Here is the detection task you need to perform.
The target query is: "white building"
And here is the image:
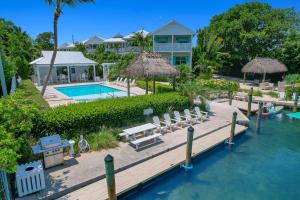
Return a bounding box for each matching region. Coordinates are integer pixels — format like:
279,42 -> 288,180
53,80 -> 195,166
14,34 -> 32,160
104,30 -> 149,55
30,51 -> 97,86
58,35 -> 106,53
152,20 -> 194,66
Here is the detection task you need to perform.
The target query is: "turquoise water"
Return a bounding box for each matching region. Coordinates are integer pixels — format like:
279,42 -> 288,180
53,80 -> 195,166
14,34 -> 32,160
55,84 -> 120,97
125,112 -> 300,200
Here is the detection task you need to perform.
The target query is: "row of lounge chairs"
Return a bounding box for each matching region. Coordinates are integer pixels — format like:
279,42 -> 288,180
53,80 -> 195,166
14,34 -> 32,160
120,107 -> 209,150
113,77 -> 136,87
152,107 -> 209,133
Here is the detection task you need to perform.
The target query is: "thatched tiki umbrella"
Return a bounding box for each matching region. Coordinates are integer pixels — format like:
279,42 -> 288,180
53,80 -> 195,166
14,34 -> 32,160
122,52 -> 179,96
242,58 -> 288,83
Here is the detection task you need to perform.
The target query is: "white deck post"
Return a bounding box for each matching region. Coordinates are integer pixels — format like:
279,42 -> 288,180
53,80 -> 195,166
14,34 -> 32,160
36,65 -> 41,86
67,66 -> 71,83
93,65 -> 96,81
190,35 -> 193,67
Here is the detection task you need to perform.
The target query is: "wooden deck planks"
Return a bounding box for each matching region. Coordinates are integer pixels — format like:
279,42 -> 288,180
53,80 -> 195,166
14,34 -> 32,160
60,124 -> 247,200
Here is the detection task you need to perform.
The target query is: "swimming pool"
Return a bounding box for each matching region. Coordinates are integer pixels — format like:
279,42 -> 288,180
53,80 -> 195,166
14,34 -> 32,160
124,112 -> 300,199
55,84 -> 128,102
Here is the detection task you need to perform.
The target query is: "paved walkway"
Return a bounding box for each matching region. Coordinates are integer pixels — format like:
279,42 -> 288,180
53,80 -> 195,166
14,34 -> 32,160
18,102 -> 248,200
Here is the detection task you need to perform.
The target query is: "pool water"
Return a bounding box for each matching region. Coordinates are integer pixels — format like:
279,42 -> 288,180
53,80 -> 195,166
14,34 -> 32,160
55,84 -> 127,101
125,112 -> 300,200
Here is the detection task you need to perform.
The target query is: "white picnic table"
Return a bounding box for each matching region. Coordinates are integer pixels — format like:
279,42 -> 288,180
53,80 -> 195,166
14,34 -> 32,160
123,123 -> 157,141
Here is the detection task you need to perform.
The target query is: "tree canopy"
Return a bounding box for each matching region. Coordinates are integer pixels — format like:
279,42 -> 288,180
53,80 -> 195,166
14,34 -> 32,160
194,2 -> 300,76
34,32 -> 54,50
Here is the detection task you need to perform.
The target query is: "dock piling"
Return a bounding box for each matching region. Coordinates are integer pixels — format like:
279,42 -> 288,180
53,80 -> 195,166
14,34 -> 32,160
183,126 -> 194,170
229,111 -> 237,144
104,154 -> 117,200
293,92 -> 299,112
247,87 -> 253,118
256,101 -> 263,133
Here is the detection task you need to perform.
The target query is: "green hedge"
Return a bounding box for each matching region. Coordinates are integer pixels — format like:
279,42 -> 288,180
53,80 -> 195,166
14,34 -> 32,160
136,80 -> 174,93
35,93 -> 189,136
19,80 -> 49,110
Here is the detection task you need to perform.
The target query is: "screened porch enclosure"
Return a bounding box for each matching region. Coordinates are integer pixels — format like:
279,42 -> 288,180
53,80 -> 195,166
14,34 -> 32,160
35,65 -> 96,85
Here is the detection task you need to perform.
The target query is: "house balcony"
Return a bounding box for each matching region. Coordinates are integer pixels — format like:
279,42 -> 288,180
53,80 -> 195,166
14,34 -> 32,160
153,43 -> 192,52
105,46 -> 143,54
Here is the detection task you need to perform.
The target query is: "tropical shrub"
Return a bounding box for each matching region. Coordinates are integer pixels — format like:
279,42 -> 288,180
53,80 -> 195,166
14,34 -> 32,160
36,93 -> 189,136
0,91 -> 40,171
136,80 -> 174,93
87,129 -> 119,151
19,80 -> 49,110
198,79 -> 239,92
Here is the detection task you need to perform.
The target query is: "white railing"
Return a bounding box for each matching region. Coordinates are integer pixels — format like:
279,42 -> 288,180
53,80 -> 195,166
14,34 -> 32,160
153,43 -> 192,52
105,47 -> 142,54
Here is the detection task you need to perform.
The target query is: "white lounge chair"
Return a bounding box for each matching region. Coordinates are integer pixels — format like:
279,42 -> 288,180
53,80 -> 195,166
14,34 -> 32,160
173,111 -> 187,127
292,93 -> 299,102
114,77 -> 120,82
278,91 -> 285,101
152,116 -> 167,133
194,107 -> 209,122
80,73 -> 87,82
163,113 -> 177,131
183,109 -> 199,124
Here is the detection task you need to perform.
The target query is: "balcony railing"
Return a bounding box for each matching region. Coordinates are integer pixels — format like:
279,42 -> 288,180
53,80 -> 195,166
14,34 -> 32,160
105,46 -> 143,54
153,43 -> 192,52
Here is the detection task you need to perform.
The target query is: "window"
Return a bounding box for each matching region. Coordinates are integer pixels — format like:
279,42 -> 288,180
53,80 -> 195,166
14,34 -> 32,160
175,37 -> 190,43
174,56 -> 188,65
155,36 -> 170,43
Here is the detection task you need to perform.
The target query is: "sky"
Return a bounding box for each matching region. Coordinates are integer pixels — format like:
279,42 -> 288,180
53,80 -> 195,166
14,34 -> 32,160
0,0 -> 299,45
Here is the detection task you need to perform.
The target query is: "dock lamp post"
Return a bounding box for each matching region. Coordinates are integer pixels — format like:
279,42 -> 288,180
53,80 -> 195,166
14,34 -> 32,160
182,126 -> 194,171
104,154 -> 117,200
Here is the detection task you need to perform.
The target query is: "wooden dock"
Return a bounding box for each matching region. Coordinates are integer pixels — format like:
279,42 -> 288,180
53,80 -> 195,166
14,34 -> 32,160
59,124 -> 248,200
218,99 -> 259,113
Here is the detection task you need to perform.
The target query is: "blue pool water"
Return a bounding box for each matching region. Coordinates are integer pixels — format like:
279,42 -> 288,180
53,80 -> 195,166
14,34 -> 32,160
125,112 -> 300,200
55,84 -> 127,101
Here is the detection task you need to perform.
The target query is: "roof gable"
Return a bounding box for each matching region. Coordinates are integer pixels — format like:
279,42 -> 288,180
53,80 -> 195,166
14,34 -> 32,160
84,35 -> 106,45
152,20 -> 194,35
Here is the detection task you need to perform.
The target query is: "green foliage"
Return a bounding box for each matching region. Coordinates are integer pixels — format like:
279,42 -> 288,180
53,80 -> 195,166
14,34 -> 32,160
279,30 -> 300,74
267,91 -> 278,98
130,29 -> 152,52
0,18 -> 38,79
74,42 -> 87,56
0,91 -> 40,171
176,64 -> 192,84
34,32 -> 54,50
195,2 -> 300,75
87,129 -> 119,151
284,74 -> 300,84
193,28 -> 229,75
0,126 -> 20,173
286,86 -> 300,100
19,80 -> 49,110
36,93 -> 189,137
198,79 -> 239,92
136,80 -> 174,93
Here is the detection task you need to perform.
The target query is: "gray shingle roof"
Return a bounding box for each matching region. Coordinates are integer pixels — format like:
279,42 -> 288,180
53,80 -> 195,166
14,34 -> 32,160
30,51 -> 97,65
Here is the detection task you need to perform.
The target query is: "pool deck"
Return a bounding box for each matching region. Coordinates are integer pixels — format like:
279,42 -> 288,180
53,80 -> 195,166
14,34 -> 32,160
38,82 -> 147,108
18,102 -> 248,200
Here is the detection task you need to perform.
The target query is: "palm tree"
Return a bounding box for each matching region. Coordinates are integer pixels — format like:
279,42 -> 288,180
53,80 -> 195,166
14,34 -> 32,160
41,0 -> 95,95
131,29 -> 151,52
194,28 -> 229,75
